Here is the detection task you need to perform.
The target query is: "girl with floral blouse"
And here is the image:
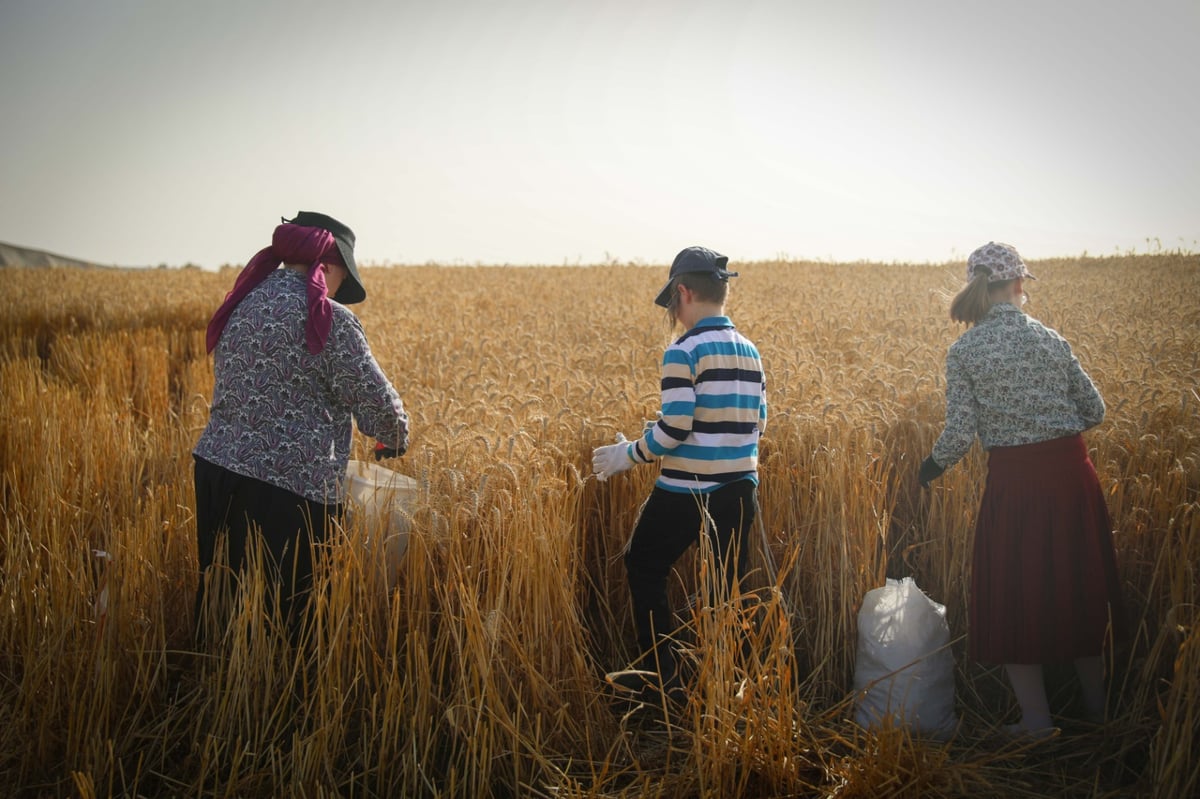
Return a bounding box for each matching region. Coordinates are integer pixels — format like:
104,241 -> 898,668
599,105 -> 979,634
920,242 -> 1123,737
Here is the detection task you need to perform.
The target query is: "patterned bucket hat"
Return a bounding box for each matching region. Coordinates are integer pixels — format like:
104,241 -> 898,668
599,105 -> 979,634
966,241 -> 1036,283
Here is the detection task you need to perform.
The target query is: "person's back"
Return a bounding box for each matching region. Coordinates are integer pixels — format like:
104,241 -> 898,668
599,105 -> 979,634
654,316 -> 765,492
943,302 -> 1104,454
197,268 -> 359,503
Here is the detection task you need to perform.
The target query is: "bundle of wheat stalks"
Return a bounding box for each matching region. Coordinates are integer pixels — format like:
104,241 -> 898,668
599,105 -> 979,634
0,254 -> 1196,797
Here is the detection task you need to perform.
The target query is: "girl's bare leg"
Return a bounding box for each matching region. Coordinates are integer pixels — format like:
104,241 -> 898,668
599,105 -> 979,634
1004,663 -> 1054,733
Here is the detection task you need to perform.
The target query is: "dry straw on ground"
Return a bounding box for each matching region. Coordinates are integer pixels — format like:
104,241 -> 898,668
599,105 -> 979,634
0,254 -> 1197,797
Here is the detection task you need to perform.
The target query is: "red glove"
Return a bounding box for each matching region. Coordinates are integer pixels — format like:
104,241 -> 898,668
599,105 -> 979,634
374,441 -> 406,460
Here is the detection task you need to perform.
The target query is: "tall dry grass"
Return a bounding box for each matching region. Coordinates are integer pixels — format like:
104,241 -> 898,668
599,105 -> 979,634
0,254 -> 1197,797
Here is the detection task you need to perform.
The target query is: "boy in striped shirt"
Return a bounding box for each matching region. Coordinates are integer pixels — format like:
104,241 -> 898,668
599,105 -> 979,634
593,246 -> 767,699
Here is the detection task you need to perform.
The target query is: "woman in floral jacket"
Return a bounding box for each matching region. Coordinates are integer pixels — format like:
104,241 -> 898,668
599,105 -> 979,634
919,242 -> 1123,737
193,211 -> 409,641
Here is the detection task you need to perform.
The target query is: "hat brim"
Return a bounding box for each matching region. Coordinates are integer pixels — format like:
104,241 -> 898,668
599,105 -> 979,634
653,278 -> 675,308
653,265 -> 738,307
972,267 -> 1038,284
287,211 -> 365,305
331,238 -> 365,304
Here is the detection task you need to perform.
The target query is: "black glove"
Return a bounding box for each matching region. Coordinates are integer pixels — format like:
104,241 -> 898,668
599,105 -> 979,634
918,456 -> 944,488
374,442 -> 407,461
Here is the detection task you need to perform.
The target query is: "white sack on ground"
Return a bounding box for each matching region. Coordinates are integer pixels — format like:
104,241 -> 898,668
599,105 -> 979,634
852,577 -> 958,740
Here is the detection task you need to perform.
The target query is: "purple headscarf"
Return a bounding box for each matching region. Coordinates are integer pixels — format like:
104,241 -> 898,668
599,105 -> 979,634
206,223 -> 338,355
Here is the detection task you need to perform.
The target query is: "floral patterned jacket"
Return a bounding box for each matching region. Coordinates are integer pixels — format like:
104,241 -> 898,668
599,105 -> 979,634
194,269 -> 408,503
931,302 -> 1104,470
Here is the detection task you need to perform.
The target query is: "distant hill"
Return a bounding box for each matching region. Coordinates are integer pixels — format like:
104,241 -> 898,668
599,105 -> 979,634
0,241 -> 112,269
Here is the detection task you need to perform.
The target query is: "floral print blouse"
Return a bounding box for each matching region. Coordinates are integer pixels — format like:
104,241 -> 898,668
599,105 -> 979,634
194,269 -> 408,504
931,302 -> 1104,469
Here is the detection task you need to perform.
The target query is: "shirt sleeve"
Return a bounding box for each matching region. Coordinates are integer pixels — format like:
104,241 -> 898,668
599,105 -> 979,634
326,312 -> 409,452
1064,342 -> 1105,430
758,369 -> 768,435
633,345 -> 694,462
931,345 -> 978,469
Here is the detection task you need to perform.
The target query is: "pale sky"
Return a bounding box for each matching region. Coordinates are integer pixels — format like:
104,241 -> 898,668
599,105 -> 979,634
1,0 -> 1197,268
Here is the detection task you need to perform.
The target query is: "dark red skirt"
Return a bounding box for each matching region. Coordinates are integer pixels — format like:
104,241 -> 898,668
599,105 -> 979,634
969,434 -> 1124,664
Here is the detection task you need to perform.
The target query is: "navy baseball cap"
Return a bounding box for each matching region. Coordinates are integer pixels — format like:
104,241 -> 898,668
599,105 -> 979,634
653,246 -> 738,307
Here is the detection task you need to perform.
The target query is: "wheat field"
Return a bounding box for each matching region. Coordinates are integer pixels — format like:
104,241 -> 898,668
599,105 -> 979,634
0,253 -> 1197,798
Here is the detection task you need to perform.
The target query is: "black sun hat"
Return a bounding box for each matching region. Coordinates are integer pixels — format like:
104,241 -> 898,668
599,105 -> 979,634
284,211 -> 365,304
653,246 -> 739,307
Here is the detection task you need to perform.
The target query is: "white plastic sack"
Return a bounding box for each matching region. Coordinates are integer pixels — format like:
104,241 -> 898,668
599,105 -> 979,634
343,460 -> 417,589
851,577 -> 957,740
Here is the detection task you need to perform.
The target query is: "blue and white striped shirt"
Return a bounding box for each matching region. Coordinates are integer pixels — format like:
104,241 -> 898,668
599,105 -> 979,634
631,316 -> 767,493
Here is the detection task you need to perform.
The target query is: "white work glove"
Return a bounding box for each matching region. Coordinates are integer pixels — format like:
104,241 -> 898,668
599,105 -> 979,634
592,433 -> 637,482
